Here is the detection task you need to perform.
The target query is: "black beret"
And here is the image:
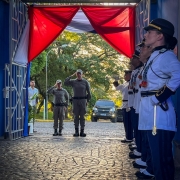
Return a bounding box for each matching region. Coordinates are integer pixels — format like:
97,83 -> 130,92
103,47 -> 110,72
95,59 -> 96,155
144,18 -> 174,37
144,18 -> 177,50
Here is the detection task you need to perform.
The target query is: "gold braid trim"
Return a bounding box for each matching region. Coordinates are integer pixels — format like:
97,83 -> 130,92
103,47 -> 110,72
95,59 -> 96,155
149,24 -> 162,31
156,86 -> 168,97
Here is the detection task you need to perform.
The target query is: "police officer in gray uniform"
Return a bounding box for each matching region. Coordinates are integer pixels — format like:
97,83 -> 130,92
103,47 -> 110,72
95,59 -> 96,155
64,69 -> 91,137
47,80 -> 69,136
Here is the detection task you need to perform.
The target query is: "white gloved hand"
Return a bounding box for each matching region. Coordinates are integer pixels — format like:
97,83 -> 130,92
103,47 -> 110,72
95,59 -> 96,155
126,107 -> 131,112
151,95 -> 159,106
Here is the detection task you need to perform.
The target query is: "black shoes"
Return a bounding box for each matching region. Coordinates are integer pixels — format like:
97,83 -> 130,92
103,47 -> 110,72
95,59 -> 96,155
58,130 -> 62,136
135,170 -> 155,179
53,129 -> 58,136
129,145 -> 137,151
73,128 -> 79,137
133,162 -> 147,169
73,128 -> 86,137
121,138 -> 133,143
53,129 -> 62,136
129,151 -> 141,159
80,129 -> 86,137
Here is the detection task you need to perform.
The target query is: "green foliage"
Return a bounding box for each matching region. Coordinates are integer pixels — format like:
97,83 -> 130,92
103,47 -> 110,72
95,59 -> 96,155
30,31 -> 130,114
30,51 -> 46,77
28,104 -> 36,123
35,111 -> 54,120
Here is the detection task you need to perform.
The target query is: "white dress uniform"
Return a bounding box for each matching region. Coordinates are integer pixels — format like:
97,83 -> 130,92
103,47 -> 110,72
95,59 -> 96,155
116,81 -> 133,141
139,49 -> 180,131
128,88 -> 134,108
116,81 -> 129,109
133,66 -> 143,114
129,66 -> 143,156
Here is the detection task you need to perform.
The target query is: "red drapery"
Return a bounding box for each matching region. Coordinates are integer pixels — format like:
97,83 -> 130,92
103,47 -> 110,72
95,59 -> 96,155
81,6 -> 135,58
28,6 -> 135,62
28,6 -> 80,61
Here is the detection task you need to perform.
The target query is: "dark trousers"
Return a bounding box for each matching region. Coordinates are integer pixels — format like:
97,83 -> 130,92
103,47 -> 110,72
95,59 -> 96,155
131,108 -> 142,152
141,130 -> 147,162
143,131 -> 154,175
147,130 -> 175,180
122,108 -> 133,140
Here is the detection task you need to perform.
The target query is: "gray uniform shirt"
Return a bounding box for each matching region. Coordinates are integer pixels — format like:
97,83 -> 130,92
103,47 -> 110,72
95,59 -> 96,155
64,77 -> 91,102
47,87 -> 69,105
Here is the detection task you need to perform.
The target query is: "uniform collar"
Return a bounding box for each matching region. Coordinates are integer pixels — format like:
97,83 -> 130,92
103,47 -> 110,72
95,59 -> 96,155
152,45 -> 167,52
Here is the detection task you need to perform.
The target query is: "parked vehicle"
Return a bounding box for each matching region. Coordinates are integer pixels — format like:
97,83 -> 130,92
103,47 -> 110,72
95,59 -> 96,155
116,108 -> 123,122
91,99 -> 117,123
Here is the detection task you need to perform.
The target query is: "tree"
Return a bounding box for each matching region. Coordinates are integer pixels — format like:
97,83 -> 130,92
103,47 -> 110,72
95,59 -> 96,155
30,31 -> 130,114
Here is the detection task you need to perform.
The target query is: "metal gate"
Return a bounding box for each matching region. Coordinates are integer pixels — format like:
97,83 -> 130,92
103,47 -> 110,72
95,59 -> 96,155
4,0 -> 28,140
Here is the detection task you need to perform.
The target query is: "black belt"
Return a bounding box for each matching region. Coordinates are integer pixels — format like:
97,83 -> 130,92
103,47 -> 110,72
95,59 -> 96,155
122,100 -> 128,102
141,91 -> 169,111
128,91 -> 134,95
54,103 -> 66,106
73,97 -> 87,99
141,91 -> 158,97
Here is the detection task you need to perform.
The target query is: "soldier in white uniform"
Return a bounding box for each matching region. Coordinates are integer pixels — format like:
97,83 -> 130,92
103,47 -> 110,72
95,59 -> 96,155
113,70 -> 133,143
128,51 -> 143,159
133,41 -> 155,176
137,18 -> 180,180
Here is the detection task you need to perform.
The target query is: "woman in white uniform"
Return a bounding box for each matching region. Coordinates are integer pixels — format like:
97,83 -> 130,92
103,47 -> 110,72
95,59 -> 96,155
137,18 -> 180,180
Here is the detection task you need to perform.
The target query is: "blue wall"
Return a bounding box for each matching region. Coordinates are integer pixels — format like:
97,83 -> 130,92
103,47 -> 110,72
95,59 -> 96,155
150,0 -> 180,143
0,1 -> 9,137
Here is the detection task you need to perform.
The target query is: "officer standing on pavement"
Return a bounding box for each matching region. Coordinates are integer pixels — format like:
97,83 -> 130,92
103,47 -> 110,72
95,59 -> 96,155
28,80 -> 39,132
64,69 -> 91,137
128,50 -> 143,159
113,70 -> 133,143
47,80 -> 69,136
137,18 -> 180,180
133,41 -> 155,177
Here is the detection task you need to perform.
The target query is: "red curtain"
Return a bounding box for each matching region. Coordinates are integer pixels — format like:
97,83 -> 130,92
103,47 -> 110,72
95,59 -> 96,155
82,6 -> 135,58
28,6 -> 135,61
28,6 -> 80,62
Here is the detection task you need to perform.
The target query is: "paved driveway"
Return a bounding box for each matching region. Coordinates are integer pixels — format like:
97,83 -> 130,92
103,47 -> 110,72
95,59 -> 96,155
0,120 -> 179,180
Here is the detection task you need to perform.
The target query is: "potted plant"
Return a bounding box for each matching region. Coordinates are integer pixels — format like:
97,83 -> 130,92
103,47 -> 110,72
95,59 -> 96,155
28,103 -> 34,135
28,93 -> 38,134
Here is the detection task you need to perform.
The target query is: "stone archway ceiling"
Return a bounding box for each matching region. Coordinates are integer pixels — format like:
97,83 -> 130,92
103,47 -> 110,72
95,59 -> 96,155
21,0 -> 141,3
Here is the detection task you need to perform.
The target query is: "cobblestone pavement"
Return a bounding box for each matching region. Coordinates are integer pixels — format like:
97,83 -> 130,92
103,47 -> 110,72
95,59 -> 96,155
0,120 -> 179,180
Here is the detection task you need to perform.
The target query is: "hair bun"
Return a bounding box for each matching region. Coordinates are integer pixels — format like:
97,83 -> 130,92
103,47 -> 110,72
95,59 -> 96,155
168,37 -> 177,50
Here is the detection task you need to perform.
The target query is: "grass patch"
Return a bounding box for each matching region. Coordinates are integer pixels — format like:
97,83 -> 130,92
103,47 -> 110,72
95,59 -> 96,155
36,111 -> 53,120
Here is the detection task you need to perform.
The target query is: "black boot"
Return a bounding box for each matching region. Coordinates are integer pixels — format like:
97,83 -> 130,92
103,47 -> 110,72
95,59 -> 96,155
59,129 -> 62,136
53,129 -> 58,136
80,129 -> 86,137
73,128 -> 79,137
